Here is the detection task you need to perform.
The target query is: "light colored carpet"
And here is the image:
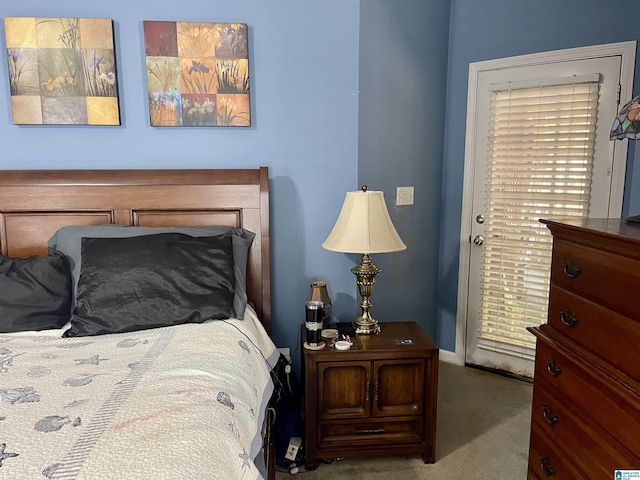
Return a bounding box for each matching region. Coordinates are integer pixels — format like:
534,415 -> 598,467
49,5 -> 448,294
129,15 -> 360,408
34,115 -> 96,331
276,361 -> 533,479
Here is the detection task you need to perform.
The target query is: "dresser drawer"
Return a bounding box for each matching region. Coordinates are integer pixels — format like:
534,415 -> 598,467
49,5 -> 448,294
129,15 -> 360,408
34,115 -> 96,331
527,466 -> 542,480
532,376 -> 639,477
551,238 -> 640,321
528,421 -> 587,480
548,286 -> 640,382
318,418 -> 422,448
533,329 -> 640,453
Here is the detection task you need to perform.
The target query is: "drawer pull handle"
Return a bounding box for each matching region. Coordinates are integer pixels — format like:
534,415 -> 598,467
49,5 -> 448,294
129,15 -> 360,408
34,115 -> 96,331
355,428 -> 386,434
539,456 -> 556,476
560,310 -> 579,328
562,262 -> 582,279
546,359 -> 562,377
542,405 -> 559,425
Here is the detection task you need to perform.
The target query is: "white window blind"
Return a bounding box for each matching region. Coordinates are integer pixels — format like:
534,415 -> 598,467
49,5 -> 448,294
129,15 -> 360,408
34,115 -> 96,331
478,79 -> 600,358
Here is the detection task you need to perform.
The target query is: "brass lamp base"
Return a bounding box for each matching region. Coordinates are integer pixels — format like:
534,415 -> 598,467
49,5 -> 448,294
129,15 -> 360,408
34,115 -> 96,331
353,315 -> 381,335
351,253 -> 382,335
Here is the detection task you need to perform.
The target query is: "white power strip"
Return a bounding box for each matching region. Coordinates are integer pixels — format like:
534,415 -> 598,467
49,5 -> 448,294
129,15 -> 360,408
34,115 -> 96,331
285,436 -> 302,461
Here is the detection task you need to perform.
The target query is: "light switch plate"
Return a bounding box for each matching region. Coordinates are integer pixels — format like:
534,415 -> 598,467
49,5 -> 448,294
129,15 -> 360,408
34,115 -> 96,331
396,186 -> 414,206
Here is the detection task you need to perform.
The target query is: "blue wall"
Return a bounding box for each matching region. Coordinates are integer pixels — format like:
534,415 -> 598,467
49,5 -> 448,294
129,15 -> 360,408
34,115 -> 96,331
0,0 -> 361,358
438,0 -> 640,351
3,0 -> 640,360
358,1 -> 450,340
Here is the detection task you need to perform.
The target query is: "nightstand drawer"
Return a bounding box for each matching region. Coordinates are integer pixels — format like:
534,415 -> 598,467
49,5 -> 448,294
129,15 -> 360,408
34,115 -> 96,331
319,418 -> 423,447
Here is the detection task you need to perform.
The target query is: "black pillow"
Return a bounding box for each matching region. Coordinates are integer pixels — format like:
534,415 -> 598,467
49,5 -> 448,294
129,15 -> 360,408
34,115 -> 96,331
64,233 -> 236,337
0,252 -> 72,333
48,225 -> 254,319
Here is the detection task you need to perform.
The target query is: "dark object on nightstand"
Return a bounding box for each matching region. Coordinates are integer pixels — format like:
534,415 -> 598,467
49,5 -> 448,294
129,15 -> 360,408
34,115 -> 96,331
335,321 -> 356,337
306,281 -> 332,328
302,321 -> 439,470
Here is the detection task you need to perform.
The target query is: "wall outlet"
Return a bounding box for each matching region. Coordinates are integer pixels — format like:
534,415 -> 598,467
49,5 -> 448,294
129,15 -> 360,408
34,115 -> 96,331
396,186 -> 414,206
277,347 -> 291,362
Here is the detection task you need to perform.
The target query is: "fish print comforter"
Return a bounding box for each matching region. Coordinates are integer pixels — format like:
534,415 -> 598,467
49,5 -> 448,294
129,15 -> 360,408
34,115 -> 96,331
0,308 -> 278,480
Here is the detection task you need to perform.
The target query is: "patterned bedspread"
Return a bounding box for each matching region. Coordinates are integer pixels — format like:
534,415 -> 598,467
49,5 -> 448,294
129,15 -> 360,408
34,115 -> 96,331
0,307 -> 278,480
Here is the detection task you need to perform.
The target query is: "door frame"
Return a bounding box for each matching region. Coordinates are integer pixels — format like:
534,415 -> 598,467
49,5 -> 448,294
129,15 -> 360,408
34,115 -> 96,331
449,41 -> 636,366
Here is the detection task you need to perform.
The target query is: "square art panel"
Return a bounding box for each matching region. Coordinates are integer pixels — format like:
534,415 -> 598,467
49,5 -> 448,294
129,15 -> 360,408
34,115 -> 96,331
143,21 -> 250,127
4,17 -> 120,125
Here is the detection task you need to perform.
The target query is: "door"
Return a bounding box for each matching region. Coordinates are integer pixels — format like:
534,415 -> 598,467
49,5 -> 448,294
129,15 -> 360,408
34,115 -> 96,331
373,359 -> 424,417
459,44 -> 635,377
318,361 -> 370,419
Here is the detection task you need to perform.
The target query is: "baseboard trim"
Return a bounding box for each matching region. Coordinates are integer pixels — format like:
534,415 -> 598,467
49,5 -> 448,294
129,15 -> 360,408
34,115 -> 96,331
438,349 -> 463,366
465,362 -> 533,383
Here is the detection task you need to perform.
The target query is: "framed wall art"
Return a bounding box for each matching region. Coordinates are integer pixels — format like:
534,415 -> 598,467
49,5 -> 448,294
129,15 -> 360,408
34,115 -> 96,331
4,17 -> 120,125
143,21 -> 250,127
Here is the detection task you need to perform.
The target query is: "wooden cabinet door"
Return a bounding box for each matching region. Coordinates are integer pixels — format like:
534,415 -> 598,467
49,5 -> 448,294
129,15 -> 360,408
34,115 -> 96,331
373,359 -> 425,417
318,361 -> 371,420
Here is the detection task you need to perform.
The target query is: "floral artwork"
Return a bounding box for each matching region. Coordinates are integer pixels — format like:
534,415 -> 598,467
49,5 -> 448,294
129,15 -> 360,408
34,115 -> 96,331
3,17 -> 120,125
143,21 -> 250,127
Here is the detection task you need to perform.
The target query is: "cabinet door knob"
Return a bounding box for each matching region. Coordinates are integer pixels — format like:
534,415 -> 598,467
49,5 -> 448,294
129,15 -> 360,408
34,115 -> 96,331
560,309 -> 579,328
542,405 -> 559,425
562,261 -> 582,279
539,456 -> 556,476
365,380 -> 370,402
546,359 -> 562,377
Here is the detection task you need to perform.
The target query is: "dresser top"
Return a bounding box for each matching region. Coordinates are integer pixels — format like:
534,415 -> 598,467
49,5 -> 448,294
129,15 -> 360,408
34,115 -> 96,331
542,218 -> 640,239
541,218 -> 640,257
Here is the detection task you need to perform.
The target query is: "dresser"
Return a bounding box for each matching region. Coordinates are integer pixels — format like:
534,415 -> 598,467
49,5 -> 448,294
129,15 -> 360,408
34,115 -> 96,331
302,322 -> 438,470
527,218 -> 640,479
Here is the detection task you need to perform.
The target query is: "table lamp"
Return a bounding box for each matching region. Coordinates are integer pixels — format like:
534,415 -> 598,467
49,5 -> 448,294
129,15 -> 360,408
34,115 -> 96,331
322,185 -> 406,334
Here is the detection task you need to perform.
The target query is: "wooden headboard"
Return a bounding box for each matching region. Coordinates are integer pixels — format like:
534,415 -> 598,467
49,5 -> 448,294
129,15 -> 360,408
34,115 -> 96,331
0,167 -> 271,334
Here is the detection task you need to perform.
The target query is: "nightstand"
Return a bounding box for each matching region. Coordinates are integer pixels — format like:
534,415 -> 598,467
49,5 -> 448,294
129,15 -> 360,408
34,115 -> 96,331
302,321 -> 439,470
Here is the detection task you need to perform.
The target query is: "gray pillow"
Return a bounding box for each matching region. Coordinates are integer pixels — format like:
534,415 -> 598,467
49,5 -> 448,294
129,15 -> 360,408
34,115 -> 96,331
48,225 -> 254,319
65,233 -> 235,337
0,251 -> 72,332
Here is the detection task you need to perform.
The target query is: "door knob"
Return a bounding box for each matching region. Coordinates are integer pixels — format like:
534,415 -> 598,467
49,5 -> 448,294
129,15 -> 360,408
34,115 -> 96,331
473,235 -> 485,245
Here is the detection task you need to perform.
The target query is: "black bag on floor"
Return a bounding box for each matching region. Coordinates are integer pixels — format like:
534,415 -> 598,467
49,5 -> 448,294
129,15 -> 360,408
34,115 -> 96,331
269,354 -> 304,469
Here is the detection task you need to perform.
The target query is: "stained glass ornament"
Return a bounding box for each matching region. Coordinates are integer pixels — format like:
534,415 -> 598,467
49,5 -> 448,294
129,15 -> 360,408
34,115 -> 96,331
611,95 -> 640,140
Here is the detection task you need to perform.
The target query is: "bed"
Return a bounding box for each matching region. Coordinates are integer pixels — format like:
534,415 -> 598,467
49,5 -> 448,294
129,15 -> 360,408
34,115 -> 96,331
0,167 -> 277,480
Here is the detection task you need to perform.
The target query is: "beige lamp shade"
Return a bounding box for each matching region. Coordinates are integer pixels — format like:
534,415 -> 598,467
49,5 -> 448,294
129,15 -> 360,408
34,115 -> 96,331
322,188 -> 406,254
